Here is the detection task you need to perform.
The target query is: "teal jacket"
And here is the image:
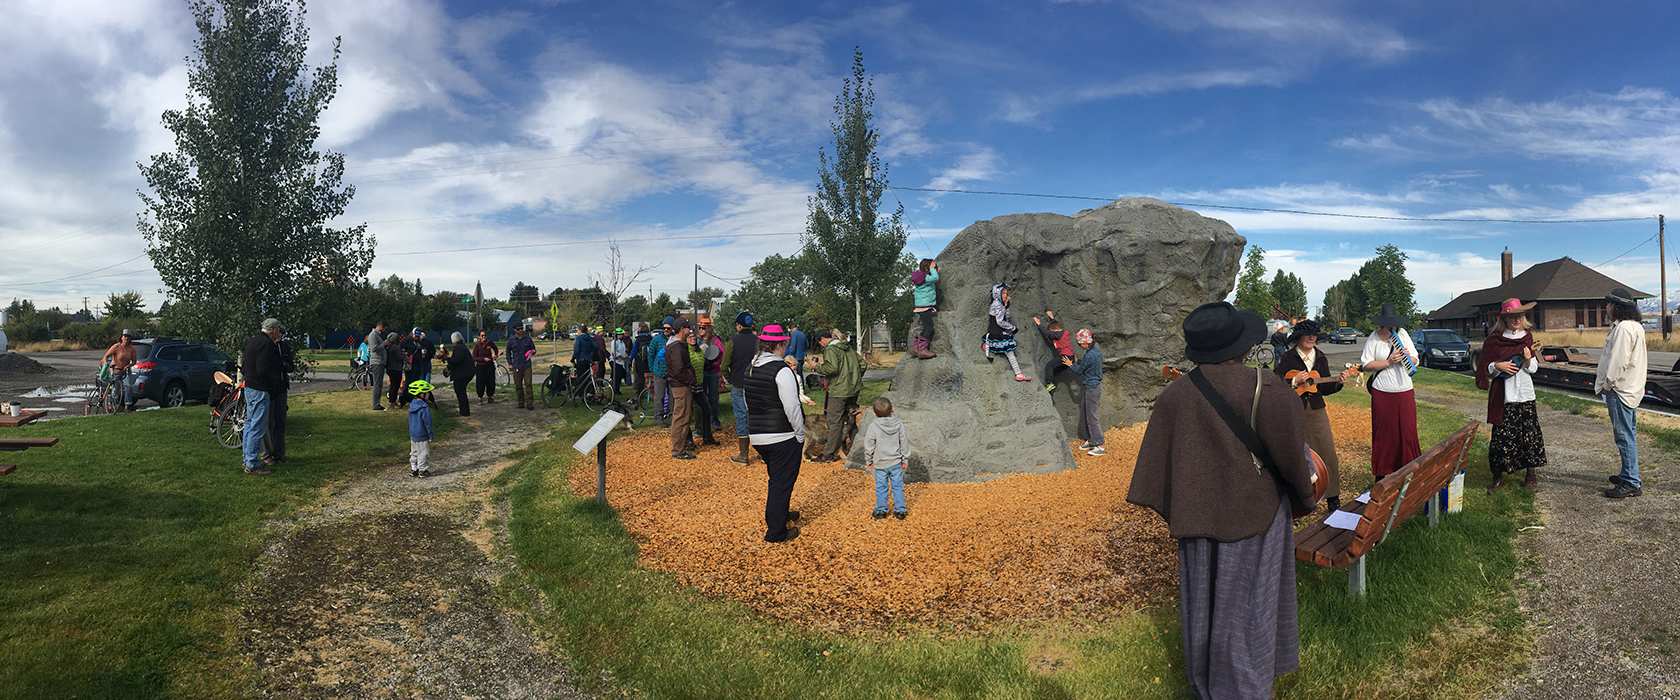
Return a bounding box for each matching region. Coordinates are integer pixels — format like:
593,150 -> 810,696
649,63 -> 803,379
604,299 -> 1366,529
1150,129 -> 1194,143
912,269 -> 939,308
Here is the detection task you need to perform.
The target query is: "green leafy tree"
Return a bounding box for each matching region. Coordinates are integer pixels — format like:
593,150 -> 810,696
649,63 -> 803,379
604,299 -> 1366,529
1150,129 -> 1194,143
651,293 -> 676,320
1319,284 -> 1349,327
509,281 -> 541,319
719,253 -> 834,330
1269,271 -> 1308,320
614,294 -> 650,329
102,291 -> 147,318
1233,245 -> 1276,317
136,0 -> 373,349
1358,244 -> 1417,324
687,287 -> 726,317
803,48 -> 908,351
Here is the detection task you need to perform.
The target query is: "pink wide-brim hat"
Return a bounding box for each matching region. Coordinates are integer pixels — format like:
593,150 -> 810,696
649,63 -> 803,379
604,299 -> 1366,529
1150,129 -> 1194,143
1500,298 -> 1535,315
758,323 -> 790,343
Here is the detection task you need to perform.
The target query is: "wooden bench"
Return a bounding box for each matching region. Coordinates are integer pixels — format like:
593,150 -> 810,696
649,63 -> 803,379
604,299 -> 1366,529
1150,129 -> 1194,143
0,411 -> 55,476
1295,421 -> 1479,596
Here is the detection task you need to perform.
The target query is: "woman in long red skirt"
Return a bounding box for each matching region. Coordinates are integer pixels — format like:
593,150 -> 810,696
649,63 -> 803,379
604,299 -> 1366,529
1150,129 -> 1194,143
1359,304 -> 1422,477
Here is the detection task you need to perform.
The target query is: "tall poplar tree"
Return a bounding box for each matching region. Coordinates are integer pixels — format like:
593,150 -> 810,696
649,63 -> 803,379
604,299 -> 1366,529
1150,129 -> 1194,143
137,0 -> 372,348
1233,245 -> 1276,317
804,48 -> 909,351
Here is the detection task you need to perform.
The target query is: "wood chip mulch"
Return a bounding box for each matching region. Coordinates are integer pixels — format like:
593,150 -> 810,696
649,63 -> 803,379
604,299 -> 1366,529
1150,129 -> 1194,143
570,404 -> 1374,632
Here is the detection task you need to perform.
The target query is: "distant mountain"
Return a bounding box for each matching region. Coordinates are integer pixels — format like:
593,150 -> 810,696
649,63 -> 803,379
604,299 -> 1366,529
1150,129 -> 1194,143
1638,298 -> 1680,314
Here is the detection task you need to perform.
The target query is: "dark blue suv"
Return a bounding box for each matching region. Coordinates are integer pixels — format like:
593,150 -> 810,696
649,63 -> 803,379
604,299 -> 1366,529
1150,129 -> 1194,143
1411,329 -> 1472,371
130,338 -> 237,408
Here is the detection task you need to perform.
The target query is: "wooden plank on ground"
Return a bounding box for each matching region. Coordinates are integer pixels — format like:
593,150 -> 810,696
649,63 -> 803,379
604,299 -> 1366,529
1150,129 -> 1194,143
0,437 -> 59,450
0,410 -> 45,428
0,464 -> 15,476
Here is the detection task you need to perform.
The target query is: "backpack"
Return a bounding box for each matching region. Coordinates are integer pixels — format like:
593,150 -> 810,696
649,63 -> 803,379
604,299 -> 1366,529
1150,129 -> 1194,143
648,334 -> 668,377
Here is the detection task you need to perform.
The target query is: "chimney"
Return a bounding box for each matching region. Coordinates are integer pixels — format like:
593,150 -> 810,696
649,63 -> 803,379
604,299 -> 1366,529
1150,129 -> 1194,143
1500,247 -> 1513,286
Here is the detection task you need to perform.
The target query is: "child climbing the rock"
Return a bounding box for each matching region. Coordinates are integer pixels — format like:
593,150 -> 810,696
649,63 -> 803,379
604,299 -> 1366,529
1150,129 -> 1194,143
407,379 -> 434,478
862,396 -> 910,519
984,283 -> 1030,382
1033,309 -> 1074,393
910,258 -> 939,359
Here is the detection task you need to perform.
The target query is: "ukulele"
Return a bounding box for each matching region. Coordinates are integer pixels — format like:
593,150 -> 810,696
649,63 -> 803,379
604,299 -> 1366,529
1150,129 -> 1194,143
1283,366 -> 1361,397
1160,363 -> 1330,517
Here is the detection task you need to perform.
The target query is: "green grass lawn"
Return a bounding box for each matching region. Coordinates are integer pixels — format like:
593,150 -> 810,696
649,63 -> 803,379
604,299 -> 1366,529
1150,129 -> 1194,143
501,380 -> 1535,698
0,390 -> 457,698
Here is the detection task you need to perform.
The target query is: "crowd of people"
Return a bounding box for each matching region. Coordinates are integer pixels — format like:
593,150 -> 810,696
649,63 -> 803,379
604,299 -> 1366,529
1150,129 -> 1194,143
1126,287 -> 1651,697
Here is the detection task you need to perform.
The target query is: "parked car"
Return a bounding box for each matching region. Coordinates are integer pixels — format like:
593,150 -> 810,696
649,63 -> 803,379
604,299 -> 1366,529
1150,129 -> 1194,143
1411,329 -> 1472,371
129,337 -> 238,408
1329,327 -> 1360,344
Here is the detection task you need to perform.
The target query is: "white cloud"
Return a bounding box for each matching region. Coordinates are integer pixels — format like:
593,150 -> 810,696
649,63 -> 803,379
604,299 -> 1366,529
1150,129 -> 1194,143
921,147 -> 1002,209
1130,1 -> 1413,63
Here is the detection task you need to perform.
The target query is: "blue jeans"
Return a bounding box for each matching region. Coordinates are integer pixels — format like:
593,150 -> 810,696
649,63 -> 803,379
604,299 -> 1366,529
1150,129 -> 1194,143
1604,393 -> 1641,488
730,387 -> 750,436
874,463 -> 907,515
242,387 -> 271,471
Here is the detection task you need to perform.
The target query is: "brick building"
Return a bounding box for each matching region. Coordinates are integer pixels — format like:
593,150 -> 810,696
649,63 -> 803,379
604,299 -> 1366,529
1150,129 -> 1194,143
1426,249 -> 1650,337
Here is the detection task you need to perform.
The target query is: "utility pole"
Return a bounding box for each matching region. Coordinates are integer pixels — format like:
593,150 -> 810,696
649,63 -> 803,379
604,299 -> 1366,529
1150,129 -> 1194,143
693,264 -> 699,317
1661,214 -> 1669,339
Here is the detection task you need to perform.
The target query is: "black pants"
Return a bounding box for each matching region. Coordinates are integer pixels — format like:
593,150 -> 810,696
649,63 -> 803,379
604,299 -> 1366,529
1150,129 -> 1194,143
917,308 -> 937,340
1045,354 -> 1073,384
453,375 -> 471,416
695,376 -> 716,442
386,368 -> 405,406
475,363 -> 496,398
755,438 -> 803,541
264,387 -> 288,460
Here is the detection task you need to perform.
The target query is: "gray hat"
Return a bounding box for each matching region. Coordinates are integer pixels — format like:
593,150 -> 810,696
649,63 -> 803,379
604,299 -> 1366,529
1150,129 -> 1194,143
261,318 -> 283,332
120,328 -> 133,337
385,332 -> 399,341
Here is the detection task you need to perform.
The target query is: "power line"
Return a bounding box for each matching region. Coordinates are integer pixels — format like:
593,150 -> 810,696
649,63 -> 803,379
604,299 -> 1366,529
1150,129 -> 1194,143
1596,231 -> 1659,267
889,186 -> 1654,224
7,253 -> 150,287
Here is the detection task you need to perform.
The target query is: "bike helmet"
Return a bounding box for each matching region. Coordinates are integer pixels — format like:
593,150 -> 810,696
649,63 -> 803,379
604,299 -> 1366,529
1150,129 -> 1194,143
735,311 -> 754,328
613,327 -> 624,335
407,379 -> 434,395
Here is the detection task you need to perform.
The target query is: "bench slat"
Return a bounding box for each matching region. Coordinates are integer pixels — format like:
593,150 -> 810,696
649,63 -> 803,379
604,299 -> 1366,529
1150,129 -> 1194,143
0,437 -> 58,448
0,464 -> 15,476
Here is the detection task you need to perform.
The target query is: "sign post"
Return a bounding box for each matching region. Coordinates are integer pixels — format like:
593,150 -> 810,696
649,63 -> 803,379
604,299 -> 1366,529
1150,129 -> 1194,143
573,410 -> 626,506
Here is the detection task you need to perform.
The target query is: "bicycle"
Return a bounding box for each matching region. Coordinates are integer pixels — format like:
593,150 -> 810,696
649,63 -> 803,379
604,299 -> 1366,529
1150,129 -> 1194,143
83,372 -> 120,416
208,371 -> 247,449
540,364 -> 610,411
629,381 -> 659,427
347,358 -> 374,389
1244,343 -> 1275,369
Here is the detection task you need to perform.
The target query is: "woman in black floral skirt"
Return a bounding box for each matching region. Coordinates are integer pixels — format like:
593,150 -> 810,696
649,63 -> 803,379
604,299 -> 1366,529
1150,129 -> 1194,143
1475,298 -> 1548,492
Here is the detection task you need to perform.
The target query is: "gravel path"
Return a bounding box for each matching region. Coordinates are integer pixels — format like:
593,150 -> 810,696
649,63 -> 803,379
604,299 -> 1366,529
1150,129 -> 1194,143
1412,389 -> 1680,699
240,397 -> 589,699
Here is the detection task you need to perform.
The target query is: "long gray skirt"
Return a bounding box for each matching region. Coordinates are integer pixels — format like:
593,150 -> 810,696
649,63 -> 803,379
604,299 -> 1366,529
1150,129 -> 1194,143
1177,498 -> 1299,700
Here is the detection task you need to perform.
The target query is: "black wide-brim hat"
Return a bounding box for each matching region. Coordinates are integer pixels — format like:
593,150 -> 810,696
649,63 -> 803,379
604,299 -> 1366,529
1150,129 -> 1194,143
1287,319 -> 1322,345
1374,303 -> 1406,328
1184,301 -> 1268,363
1606,287 -> 1638,308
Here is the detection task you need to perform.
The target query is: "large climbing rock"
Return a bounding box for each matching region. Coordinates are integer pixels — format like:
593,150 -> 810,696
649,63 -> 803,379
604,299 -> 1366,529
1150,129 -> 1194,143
848,198 -> 1245,482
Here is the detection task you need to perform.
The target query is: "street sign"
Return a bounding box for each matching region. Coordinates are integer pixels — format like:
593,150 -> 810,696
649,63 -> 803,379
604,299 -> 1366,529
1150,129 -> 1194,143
459,295 -> 472,304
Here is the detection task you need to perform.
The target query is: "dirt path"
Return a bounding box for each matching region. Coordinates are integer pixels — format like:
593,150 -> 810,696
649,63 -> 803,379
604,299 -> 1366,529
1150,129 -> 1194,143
1412,389 -> 1680,698
240,396 -> 588,699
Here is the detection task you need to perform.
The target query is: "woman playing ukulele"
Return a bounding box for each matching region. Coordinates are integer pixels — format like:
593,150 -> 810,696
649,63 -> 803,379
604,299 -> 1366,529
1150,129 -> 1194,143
1274,320 -> 1357,511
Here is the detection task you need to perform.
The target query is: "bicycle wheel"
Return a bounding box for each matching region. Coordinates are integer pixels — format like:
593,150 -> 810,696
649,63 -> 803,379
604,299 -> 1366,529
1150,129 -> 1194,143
215,397 -> 246,449
632,389 -> 654,426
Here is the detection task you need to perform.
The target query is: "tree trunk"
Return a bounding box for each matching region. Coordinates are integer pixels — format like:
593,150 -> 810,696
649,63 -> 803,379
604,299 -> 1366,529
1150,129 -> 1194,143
854,292 -> 864,357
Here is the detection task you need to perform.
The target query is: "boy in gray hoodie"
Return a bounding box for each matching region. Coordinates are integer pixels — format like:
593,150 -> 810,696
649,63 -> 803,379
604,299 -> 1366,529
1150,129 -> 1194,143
862,397 -> 910,519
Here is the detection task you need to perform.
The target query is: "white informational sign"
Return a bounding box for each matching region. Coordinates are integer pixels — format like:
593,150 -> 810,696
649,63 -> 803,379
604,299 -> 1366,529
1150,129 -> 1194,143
1354,491 -> 1372,504
573,410 -> 626,454
1324,510 -> 1363,531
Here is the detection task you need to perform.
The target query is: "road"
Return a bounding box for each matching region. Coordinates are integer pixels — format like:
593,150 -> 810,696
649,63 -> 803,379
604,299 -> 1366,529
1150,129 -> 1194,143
0,350 -> 350,419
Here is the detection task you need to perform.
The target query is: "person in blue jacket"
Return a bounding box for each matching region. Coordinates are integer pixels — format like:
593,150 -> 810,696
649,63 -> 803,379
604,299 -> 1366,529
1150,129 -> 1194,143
1062,328 -> 1106,456
786,323 -> 810,376
408,379 -> 435,478
571,324 -> 598,385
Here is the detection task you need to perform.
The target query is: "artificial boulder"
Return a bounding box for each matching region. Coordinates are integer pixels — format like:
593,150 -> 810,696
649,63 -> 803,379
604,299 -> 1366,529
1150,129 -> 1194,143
848,198 -> 1245,482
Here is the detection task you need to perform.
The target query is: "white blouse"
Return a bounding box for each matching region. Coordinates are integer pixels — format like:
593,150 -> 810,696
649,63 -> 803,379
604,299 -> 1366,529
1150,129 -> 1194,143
1485,331 -> 1538,403
1360,329 -> 1417,393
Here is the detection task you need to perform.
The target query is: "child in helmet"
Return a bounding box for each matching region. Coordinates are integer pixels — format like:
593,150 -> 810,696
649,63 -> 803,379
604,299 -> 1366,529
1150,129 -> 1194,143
408,379 -> 435,478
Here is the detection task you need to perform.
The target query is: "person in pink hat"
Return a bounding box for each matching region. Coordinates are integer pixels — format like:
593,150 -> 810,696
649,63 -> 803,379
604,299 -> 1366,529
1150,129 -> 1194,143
1475,298 -> 1546,493
741,323 -> 806,542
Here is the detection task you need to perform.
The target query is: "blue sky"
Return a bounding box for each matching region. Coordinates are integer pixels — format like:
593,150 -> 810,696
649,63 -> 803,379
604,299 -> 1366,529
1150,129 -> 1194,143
5,0 -> 1680,316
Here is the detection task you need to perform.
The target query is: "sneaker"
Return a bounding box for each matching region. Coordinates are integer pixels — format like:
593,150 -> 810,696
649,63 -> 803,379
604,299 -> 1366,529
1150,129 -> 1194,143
1604,484 -> 1643,499
1077,441 -> 1092,451
674,451 -> 697,460
894,511 -> 907,520
244,466 -> 272,476
765,526 -> 800,543
1086,446 -> 1106,456
373,405 -> 385,411
1015,374 -> 1030,382
418,471 -> 430,478
1609,474 -> 1628,486
1045,383 -> 1057,393
410,469 -> 420,478
872,511 -> 887,520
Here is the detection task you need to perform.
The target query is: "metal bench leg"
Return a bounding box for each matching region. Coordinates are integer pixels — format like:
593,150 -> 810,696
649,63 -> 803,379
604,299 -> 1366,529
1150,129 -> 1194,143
1427,491 -> 1440,527
1348,556 -> 1367,597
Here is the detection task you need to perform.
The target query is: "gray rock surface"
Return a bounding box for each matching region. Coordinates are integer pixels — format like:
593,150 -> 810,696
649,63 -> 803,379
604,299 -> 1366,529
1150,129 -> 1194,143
850,198 -> 1244,481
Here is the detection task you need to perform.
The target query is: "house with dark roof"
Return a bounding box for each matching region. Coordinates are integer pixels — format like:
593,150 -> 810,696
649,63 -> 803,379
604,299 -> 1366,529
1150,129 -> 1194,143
1426,249 -> 1651,337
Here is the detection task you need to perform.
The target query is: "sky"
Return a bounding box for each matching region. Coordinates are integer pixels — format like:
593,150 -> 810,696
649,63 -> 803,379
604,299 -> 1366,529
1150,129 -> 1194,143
5,0 -> 1680,318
